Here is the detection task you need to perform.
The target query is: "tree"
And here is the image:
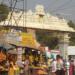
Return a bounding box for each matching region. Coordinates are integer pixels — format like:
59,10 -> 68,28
0,4 -> 9,22
68,20 -> 75,29
68,20 -> 75,45
36,30 -> 59,49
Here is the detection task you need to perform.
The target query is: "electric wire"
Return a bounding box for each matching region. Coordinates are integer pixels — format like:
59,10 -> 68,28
25,0 -> 27,28
8,0 -> 18,26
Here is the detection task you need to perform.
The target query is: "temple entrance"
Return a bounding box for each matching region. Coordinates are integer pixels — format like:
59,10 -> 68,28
0,4 -> 75,59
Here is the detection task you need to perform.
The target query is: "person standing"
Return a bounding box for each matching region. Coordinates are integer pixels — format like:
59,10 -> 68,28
56,55 -> 65,75
51,55 -> 65,75
51,59 -> 57,75
24,55 -> 30,75
8,61 -> 14,75
14,63 -> 20,75
69,60 -> 74,75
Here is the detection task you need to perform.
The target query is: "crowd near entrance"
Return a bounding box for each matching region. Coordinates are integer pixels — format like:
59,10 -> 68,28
0,25 -> 75,75
0,42 -> 75,75
0,4 -> 75,74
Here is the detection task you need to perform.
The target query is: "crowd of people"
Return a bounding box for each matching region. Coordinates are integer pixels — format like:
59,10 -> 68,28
50,55 -> 75,75
0,48 -> 75,75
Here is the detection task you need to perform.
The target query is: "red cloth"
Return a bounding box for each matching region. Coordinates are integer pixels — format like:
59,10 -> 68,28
69,64 -> 74,75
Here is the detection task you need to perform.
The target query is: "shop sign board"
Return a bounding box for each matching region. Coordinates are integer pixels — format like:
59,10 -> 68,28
20,33 -> 36,47
6,32 -> 36,48
6,32 -> 21,44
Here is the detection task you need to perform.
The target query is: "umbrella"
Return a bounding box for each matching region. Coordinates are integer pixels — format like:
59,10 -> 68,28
7,50 -> 17,54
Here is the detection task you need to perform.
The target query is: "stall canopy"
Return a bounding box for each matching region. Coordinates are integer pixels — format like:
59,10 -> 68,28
6,32 -> 40,49
7,50 -> 17,54
0,42 -> 14,50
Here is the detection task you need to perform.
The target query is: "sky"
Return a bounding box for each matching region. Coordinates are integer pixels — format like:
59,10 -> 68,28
0,0 -> 75,23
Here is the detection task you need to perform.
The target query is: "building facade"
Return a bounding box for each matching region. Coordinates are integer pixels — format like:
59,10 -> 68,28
0,5 -> 75,59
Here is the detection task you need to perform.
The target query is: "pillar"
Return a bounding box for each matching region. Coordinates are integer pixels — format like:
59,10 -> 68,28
58,33 -> 70,60
17,47 -> 23,61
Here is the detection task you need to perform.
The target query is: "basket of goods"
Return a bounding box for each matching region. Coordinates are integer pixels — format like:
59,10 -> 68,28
37,69 -> 47,75
0,51 -> 6,63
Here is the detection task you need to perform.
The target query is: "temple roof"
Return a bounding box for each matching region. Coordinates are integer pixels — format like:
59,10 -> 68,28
0,5 -> 75,32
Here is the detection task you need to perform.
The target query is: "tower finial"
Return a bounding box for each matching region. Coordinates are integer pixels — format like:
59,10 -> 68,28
35,5 -> 45,16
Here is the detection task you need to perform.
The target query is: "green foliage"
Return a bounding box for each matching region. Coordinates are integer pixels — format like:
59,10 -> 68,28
0,4 -> 9,22
68,20 -> 75,29
36,30 -> 58,49
69,34 -> 75,45
68,20 -> 75,45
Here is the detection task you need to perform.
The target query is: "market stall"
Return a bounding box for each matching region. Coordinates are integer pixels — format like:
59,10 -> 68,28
0,47 -> 8,75
7,49 -> 17,63
4,31 -> 48,75
0,41 -> 15,75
